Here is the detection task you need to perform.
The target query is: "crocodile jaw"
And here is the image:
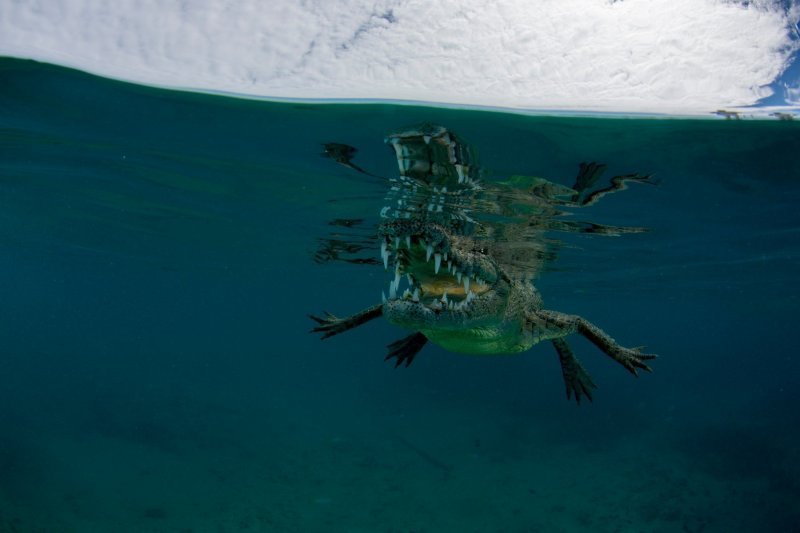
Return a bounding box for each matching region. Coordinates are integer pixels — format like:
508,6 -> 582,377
378,223 -> 507,329
383,285 -> 507,332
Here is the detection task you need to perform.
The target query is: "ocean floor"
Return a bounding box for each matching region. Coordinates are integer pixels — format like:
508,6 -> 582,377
2,369 -> 798,533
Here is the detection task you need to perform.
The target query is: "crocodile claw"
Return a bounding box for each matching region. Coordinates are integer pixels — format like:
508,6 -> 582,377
385,332 -> 428,368
309,304 -> 384,340
552,338 -> 596,405
309,312 -> 348,340
615,346 -> 658,376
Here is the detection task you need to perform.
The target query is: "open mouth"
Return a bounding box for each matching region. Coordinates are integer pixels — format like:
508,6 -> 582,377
380,232 -> 496,313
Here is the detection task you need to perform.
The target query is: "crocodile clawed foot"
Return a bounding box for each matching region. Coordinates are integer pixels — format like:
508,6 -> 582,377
614,346 -> 657,376
552,338 -> 596,405
385,332 -> 428,368
567,368 -> 596,404
309,304 -> 384,340
309,312 -> 350,340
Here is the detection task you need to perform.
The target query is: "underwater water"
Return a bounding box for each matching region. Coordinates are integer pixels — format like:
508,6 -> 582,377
1,56 -> 800,532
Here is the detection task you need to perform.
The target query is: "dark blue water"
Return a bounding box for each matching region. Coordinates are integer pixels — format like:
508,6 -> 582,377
1,58 -> 799,532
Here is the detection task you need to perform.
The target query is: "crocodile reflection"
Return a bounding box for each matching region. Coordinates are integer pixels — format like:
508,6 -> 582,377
311,124 -> 656,404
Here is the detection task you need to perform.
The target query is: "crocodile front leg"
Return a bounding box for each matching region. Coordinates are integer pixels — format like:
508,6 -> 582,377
551,338 -> 596,404
532,309 -> 657,375
568,162 -> 654,206
309,304 -> 383,339
579,173 -> 654,207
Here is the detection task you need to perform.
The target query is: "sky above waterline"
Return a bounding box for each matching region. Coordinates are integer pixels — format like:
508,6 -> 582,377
1,0 -> 798,115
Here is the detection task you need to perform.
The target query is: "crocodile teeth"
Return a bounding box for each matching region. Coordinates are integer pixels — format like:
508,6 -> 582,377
441,291 -> 448,304
403,288 -> 412,299
463,276 -> 470,292
382,291 -> 387,303
456,271 -> 462,283
389,282 -> 397,300
443,252 -> 448,261
412,288 -> 420,302
426,244 -> 433,262
423,135 -> 431,144
406,273 -> 413,286
434,253 -> 442,274
381,241 -> 389,270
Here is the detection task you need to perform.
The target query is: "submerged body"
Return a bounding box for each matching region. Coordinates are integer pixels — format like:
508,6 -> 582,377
311,124 -> 656,403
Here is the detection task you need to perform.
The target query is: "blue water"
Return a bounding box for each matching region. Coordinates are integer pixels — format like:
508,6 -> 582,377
1,57 -> 800,532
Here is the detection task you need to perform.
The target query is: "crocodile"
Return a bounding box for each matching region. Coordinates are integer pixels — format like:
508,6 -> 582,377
311,124 -> 656,404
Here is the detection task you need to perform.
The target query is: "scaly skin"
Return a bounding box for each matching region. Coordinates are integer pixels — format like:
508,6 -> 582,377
311,124 -> 656,404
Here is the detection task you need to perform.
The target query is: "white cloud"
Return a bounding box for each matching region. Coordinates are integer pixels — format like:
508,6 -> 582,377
0,0 -> 797,114
786,83 -> 800,103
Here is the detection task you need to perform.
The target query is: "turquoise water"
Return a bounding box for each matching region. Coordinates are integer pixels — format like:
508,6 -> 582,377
1,57 -> 800,532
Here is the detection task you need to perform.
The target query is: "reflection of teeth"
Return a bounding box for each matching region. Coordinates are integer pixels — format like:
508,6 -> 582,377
456,164 -> 465,183
434,253 -> 442,274
405,236 -> 411,249
443,252 -> 448,261
395,237 -> 400,249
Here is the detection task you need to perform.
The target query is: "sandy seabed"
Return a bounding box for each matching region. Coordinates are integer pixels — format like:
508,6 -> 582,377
2,391 -> 797,533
